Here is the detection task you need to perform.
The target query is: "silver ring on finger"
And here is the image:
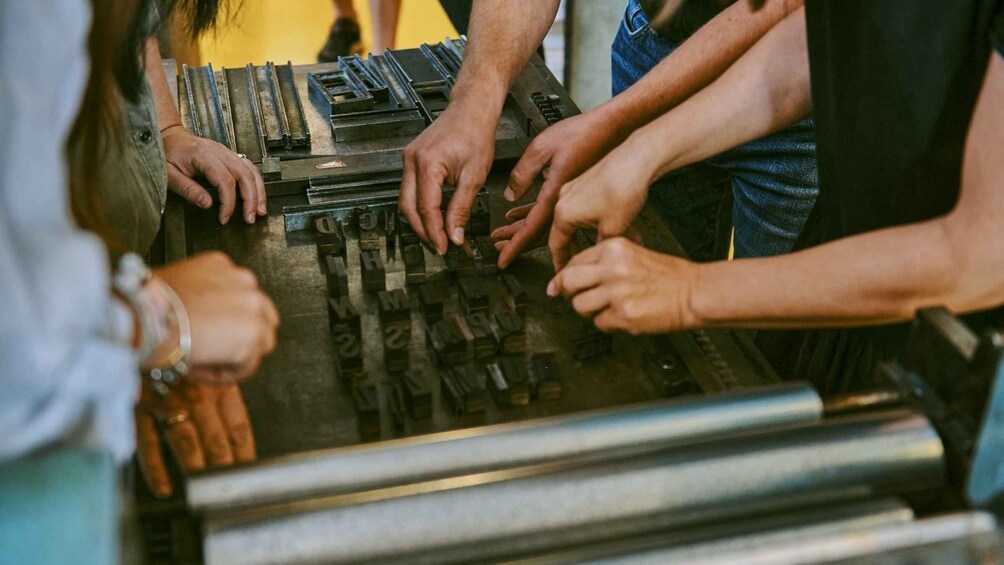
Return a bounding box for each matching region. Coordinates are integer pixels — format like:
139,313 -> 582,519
236,153 -> 248,160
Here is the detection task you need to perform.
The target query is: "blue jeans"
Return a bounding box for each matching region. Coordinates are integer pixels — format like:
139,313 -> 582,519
611,0 -> 818,261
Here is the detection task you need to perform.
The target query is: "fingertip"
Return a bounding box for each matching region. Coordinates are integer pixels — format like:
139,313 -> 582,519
154,483 -> 173,499
497,254 -> 512,270
451,227 -> 464,246
546,278 -> 558,297
199,195 -> 212,209
504,186 -> 516,201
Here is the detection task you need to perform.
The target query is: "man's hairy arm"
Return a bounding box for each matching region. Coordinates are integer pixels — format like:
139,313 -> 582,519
398,0 -> 559,254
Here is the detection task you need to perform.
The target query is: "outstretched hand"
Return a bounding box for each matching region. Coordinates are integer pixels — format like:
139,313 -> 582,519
547,237 -> 699,334
491,112 -> 628,268
398,105 -> 497,254
162,125 -> 267,225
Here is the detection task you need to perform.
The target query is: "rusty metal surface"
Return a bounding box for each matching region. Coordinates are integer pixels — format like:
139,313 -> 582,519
181,183 -> 670,458
168,53 -> 781,464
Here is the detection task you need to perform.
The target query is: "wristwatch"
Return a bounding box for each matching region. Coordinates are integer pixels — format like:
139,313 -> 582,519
113,253 -> 192,394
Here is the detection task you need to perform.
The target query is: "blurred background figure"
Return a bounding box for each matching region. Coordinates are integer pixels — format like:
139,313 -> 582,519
318,0 -> 362,61
370,0 -> 402,53
196,1 -> 467,68
318,0 -> 403,61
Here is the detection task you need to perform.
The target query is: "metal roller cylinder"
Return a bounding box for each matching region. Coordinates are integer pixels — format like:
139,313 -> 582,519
203,410 -> 944,565
607,512 -> 997,565
516,498 -> 914,564
189,383 -> 822,513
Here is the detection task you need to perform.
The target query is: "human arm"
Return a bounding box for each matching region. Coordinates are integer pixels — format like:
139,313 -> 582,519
398,0 -> 560,254
493,0 -> 805,268
548,6 -> 812,270
548,51 -> 1004,334
144,38 -> 266,225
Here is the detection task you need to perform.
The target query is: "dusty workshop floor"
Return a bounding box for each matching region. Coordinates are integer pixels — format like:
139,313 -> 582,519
199,0 -> 458,67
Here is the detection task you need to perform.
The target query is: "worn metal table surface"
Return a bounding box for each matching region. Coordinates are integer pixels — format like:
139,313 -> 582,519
163,55 -> 779,462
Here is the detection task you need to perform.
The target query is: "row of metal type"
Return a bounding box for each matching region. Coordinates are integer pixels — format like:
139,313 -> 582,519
184,382 -> 1001,564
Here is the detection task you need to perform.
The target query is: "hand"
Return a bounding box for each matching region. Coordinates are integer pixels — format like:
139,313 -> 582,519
548,144 -> 656,272
490,203 -> 547,261
491,112 -> 627,268
162,125 -> 267,225
398,105 -> 497,254
546,237 -> 699,334
154,252 -> 279,383
135,377 -> 256,498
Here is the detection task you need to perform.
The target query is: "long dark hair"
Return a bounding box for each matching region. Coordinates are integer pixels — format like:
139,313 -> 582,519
66,0 -> 228,248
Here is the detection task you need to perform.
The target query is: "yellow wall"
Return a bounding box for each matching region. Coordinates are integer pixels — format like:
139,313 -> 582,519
200,0 -> 458,67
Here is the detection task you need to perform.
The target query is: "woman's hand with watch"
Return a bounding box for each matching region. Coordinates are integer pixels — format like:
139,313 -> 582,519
152,251 -> 280,383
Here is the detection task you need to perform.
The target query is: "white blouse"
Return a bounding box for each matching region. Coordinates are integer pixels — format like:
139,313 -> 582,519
0,0 -> 140,462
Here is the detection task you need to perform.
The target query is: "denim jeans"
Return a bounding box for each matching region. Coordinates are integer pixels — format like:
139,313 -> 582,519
611,0 -> 818,261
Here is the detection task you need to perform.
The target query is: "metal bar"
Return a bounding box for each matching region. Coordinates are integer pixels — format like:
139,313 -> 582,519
608,512 -> 997,565
188,63 -> 232,149
328,107 -> 425,142
243,63 -> 268,154
222,66 -> 266,163
419,43 -> 460,85
202,411 -> 943,565
181,64 -> 202,138
275,61 -> 311,148
189,384 -> 822,514
253,63 -> 288,148
264,62 -> 292,147
369,54 -> 417,109
513,498 -> 914,564
215,67 -> 238,152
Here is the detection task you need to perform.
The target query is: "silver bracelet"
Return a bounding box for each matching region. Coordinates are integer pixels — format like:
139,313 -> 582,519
112,253 -> 160,361
145,280 -> 192,394
112,253 -> 193,395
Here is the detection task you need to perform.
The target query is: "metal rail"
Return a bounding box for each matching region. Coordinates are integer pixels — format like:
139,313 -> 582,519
221,66 -> 266,163
188,384 -> 822,513
275,61 -> 311,148
202,410 -> 943,565
182,63 -> 232,149
608,511 -> 997,565
514,498 -> 914,564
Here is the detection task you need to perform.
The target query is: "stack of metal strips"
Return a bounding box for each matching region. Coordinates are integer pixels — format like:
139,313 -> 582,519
181,61 -> 310,165
188,383 -> 980,564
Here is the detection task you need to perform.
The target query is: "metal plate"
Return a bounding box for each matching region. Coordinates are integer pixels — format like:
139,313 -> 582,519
167,54 -> 780,461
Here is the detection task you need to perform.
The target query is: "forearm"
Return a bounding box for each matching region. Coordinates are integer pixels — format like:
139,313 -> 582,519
596,0 -> 804,138
691,50 -> 1004,330
450,0 -> 559,117
144,37 -> 183,133
691,214 -> 1003,329
624,7 -> 810,183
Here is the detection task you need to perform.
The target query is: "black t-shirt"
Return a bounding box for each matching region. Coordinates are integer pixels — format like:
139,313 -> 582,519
761,0 -> 1004,393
